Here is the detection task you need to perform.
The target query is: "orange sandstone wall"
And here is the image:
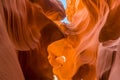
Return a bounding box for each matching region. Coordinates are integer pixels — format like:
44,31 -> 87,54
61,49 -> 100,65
0,0 -> 120,80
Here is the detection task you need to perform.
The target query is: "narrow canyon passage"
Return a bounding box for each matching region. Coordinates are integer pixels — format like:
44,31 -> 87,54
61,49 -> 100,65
0,0 -> 120,80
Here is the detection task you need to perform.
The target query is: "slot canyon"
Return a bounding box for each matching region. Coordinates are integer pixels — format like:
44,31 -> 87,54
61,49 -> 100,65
0,0 -> 120,80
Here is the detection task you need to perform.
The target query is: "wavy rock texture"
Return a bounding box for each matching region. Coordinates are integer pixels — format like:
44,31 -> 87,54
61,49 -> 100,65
97,0 -> 120,80
29,0 -> 66,21
0,0 -> 65,80
0,0 -> 120,80
0,1 -> 24,79
48,0 -> 120,80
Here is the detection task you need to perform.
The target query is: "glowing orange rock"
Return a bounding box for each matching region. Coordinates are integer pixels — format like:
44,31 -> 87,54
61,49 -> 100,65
48,0 -> 120,80
48,39 -> 76,80
47,0 -> 100,79
1,0 -> 120,80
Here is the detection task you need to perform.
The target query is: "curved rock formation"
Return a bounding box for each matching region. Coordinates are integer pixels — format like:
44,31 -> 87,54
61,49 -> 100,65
97,0 -> 120,80
47,0 -> 120,80
0,1 -> 24,79
0,0 -> 120,80
0,0 -> 65,80
29,0 -> 66,21
18,23 -> 64,80
48,0 -> 100,79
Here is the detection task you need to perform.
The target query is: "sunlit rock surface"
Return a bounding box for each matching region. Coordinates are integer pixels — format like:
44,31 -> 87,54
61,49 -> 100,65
0,0 -> 120,80
48,0 -> 120,80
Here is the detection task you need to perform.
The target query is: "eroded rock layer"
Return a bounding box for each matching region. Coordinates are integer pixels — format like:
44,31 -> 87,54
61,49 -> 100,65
0,0 -> 120,80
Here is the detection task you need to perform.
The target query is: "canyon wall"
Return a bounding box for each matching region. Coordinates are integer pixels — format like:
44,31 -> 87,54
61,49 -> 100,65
0,0 -> 120,80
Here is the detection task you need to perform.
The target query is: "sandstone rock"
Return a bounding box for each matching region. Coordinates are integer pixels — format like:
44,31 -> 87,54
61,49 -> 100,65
1,0 -> 120,80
